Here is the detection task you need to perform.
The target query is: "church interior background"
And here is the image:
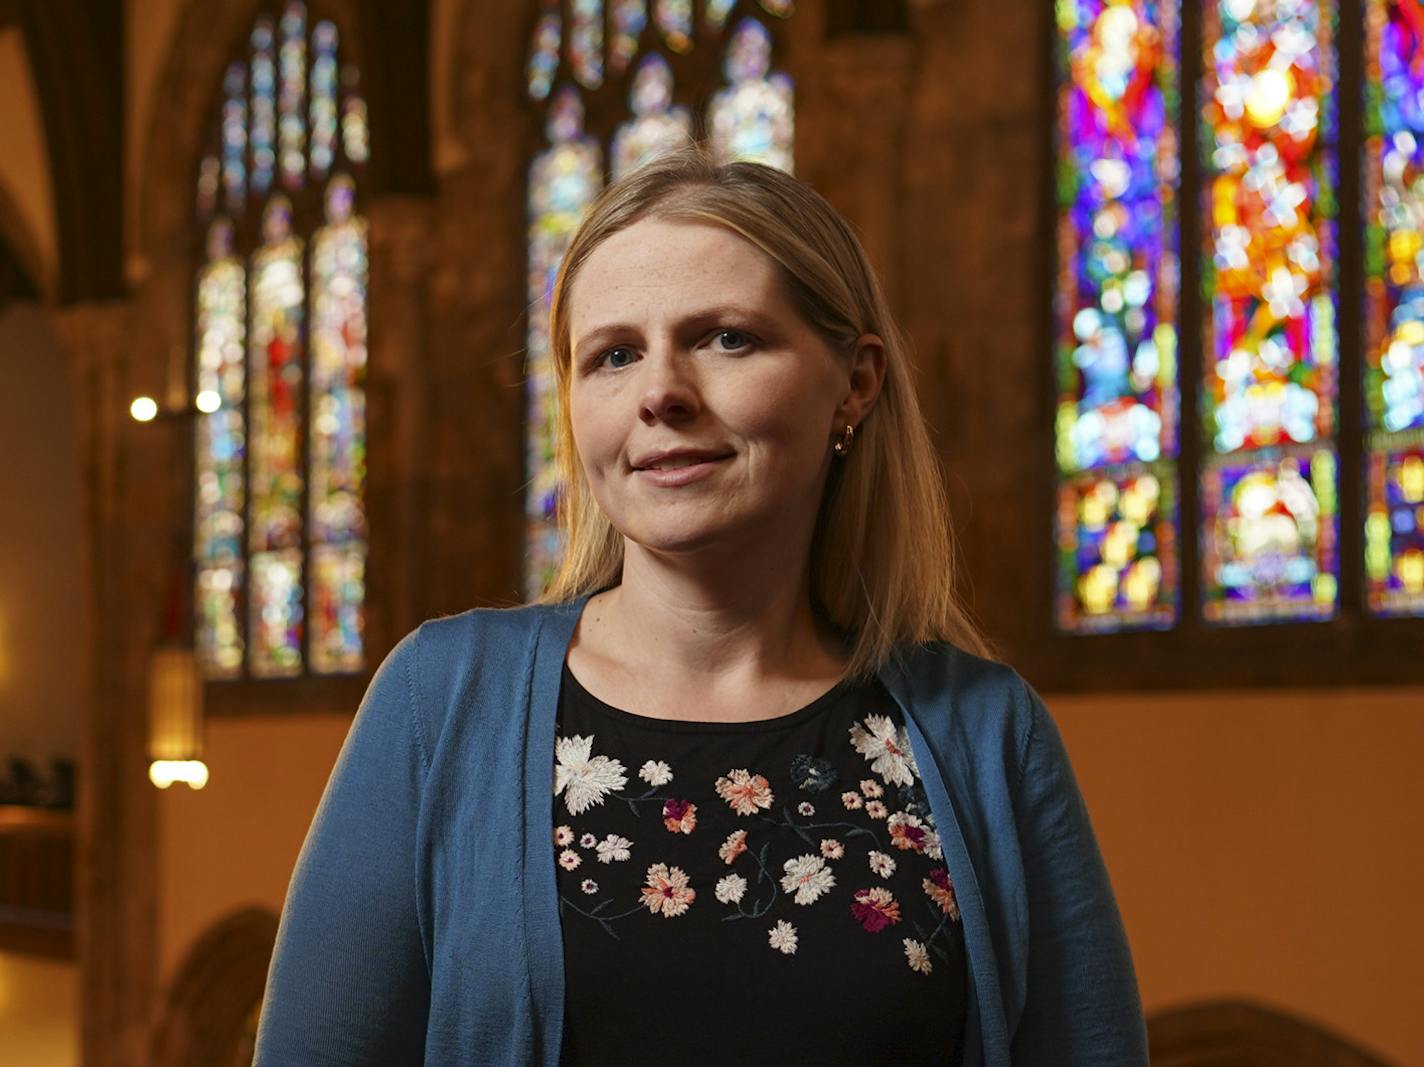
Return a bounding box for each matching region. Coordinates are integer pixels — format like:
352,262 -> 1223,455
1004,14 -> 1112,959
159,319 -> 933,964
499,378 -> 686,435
1,0 -> 1421,1063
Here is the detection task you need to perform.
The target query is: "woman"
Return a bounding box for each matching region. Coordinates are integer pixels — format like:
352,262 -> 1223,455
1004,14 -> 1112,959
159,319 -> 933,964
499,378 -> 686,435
256,147 -> 1146,1065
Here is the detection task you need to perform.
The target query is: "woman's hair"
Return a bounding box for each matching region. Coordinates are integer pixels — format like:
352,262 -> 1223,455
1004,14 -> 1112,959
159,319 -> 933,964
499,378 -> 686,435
533,145 -> 992,675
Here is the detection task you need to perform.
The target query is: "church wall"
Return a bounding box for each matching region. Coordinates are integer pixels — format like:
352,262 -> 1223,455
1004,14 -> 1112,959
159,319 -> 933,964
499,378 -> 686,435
124,0 -> 185,284
0,28 -> 58,295
1052,689 -> 1424,1066
0,949 -> 78,1066
0,305 -> 86,764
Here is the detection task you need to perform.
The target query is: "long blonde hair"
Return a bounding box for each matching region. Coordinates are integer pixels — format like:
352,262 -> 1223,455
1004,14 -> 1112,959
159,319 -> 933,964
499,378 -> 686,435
533,146 -> 992,676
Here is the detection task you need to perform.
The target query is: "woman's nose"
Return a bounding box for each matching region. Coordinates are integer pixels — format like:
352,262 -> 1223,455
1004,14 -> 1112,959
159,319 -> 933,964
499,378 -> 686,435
638,349 -> 700,425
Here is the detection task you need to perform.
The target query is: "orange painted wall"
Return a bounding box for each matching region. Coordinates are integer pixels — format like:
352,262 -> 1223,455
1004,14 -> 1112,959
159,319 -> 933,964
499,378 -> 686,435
1049,687 -> 1424,1067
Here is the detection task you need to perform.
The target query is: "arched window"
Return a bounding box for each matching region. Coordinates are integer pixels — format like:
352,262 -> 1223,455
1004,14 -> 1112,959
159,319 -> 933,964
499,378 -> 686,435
193,1 -> 370,679
523,0 -> 797,596
1052,0 -> 1423,642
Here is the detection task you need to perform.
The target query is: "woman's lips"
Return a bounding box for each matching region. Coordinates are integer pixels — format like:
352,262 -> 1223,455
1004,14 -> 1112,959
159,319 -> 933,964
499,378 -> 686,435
633,455 -> 732,487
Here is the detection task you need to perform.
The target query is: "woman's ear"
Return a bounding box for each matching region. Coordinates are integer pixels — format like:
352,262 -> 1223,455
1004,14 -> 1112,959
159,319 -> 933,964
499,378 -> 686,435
838,333 -> 887,428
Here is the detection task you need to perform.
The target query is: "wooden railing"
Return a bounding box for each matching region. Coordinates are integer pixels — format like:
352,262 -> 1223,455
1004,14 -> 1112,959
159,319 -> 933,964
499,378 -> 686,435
0,805 -> 75,958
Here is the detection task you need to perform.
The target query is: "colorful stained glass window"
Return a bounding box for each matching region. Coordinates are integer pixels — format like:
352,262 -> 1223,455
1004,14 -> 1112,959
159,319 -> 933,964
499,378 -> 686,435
612,55 -> 692,179
522,5 -> 796,595
1364,0 -> 1424,617
759,0 -> 795,16
1053,0 -> 1181,632
194,2 -> 368,679
708,18 -> 794,172
1199,0 -> 1339,625
570,0 -> 605,89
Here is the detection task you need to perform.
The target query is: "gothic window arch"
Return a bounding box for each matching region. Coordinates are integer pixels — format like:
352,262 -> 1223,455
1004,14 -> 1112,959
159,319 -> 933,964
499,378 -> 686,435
1051,0 -> 1424,652
192,1 -> 370,679
523,0 -> 798,596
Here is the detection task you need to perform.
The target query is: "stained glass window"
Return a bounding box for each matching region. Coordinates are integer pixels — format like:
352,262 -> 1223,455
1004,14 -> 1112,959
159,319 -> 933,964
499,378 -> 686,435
1053,0 -> 1181,632
1200,0 -> 1339,625
193,2 -> 368,679
523,2 -> 796,596
1364,0 -> 1424,617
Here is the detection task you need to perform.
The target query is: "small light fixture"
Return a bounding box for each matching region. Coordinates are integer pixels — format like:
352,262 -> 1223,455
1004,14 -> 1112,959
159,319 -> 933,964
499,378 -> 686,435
130,396 -> 159,422
148,645 -> 208,790
195,389 -> 221,414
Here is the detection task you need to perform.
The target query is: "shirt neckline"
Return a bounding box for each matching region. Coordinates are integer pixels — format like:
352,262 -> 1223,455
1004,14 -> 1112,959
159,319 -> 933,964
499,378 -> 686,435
559,661 -> 866,734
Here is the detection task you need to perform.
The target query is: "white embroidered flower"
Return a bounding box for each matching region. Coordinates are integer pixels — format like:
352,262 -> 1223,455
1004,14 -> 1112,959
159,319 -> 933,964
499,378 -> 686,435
554,734 -> 628,816
780,853 -> 836,906
580,878 -> 598,895
579,832 -> 597,849
925,831 -> 943,860
768,920 -> 799,955
841,791 -> 863,810
903,938 -> 933,975
595,833 -> 632,864
848,715 -> 919,787
860,778 -> 884,798
639,759 -> 673,787
868,851 -> 896,878
554,825 -> 574,847
715,873 -> 748,904
820,838 -> 844,860
796,801 -> 815,817
866,800 -> 888,820
558,849 -> 582,871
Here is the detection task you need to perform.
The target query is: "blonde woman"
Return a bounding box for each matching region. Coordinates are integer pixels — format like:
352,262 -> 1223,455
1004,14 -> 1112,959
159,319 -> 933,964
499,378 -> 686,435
257,148 -> 1146,1066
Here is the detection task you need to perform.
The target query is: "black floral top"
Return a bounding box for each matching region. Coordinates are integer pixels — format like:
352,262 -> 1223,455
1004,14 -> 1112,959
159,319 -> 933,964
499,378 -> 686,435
553,663 -> 967,1065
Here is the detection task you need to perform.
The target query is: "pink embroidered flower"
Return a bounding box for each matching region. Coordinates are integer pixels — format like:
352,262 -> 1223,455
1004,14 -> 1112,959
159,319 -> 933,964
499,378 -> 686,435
558,849 -> 582,871
868,851 -> 896,878
580,878 -> 598,895
851,887 -> 902,933
768,920 -> 798,955
849,716 -> 919,787
820,838 -> 844,860
715,769 -> 774,816
865,800 -> 888,820
554,825 -> 574,847
579,832 -> 597,849
780,853 -> 836,905
719,829 -> 749,865
797,801 -> 816,817
903,938 -> 932,975
888,812 -> 930,853
923,868 -> 961,921
640,863 -> 696,918
841,791 -> 864,810
859,778 -> 884,798
662,798 -> 698,834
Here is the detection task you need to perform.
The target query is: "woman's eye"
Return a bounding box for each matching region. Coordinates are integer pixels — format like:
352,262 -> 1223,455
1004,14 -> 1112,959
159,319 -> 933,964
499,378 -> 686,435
714,330 -> 752,352
598,346 -> 637,369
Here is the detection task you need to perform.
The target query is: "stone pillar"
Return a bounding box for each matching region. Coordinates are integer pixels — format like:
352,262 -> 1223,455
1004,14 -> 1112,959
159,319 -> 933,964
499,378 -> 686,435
55,300 -> 165,1067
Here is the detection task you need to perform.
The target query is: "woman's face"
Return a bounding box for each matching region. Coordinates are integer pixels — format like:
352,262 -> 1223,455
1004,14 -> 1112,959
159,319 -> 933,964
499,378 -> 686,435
566,216 -> 859,565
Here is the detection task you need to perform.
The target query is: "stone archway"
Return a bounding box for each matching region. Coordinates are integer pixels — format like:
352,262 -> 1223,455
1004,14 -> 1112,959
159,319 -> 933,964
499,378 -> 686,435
151,907 -> 278,1067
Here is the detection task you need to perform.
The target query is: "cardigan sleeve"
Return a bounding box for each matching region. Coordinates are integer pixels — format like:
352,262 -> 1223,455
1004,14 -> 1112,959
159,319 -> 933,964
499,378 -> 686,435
1008,683 -> 1149,1065
254,629 -> 432,1065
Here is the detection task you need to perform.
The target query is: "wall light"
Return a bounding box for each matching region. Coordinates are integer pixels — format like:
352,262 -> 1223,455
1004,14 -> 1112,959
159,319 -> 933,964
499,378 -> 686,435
148,645 -> 208,790
129,396 -> 159,422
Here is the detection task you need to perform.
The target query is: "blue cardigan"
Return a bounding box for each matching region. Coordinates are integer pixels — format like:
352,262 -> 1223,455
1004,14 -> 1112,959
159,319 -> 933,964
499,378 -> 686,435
255,597 -> 1147,1065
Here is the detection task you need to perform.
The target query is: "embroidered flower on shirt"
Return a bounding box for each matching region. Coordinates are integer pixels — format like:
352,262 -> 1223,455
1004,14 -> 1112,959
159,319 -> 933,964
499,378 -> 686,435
820,838 -> 844,860
662,798 -> 698,834
868,851 -> 896,879
790,754 -> 837,793
903,938 -> 933,975
841,791 -> 864,810
849,716 -> 919,788
554,825 -> 574,847
797,801 -> 816,817
715,873 -> 748,904
639,760 -> 673,787
595,834 -> 632,864
640,863 -> 695,918
851,887 -> 902,933
580,878 -> 599,895
579,832 -> 597,849
888,812 -> 931,853
780,853 -> 836,906
558,849 -> 582,871
923,868 -> 961,921
865,800 -> 888,820
554,734 -> 629,816
715,769 -> 774,816
719,829 -> 748,865
860,778 -> 884,799
768,920 -> 799,955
